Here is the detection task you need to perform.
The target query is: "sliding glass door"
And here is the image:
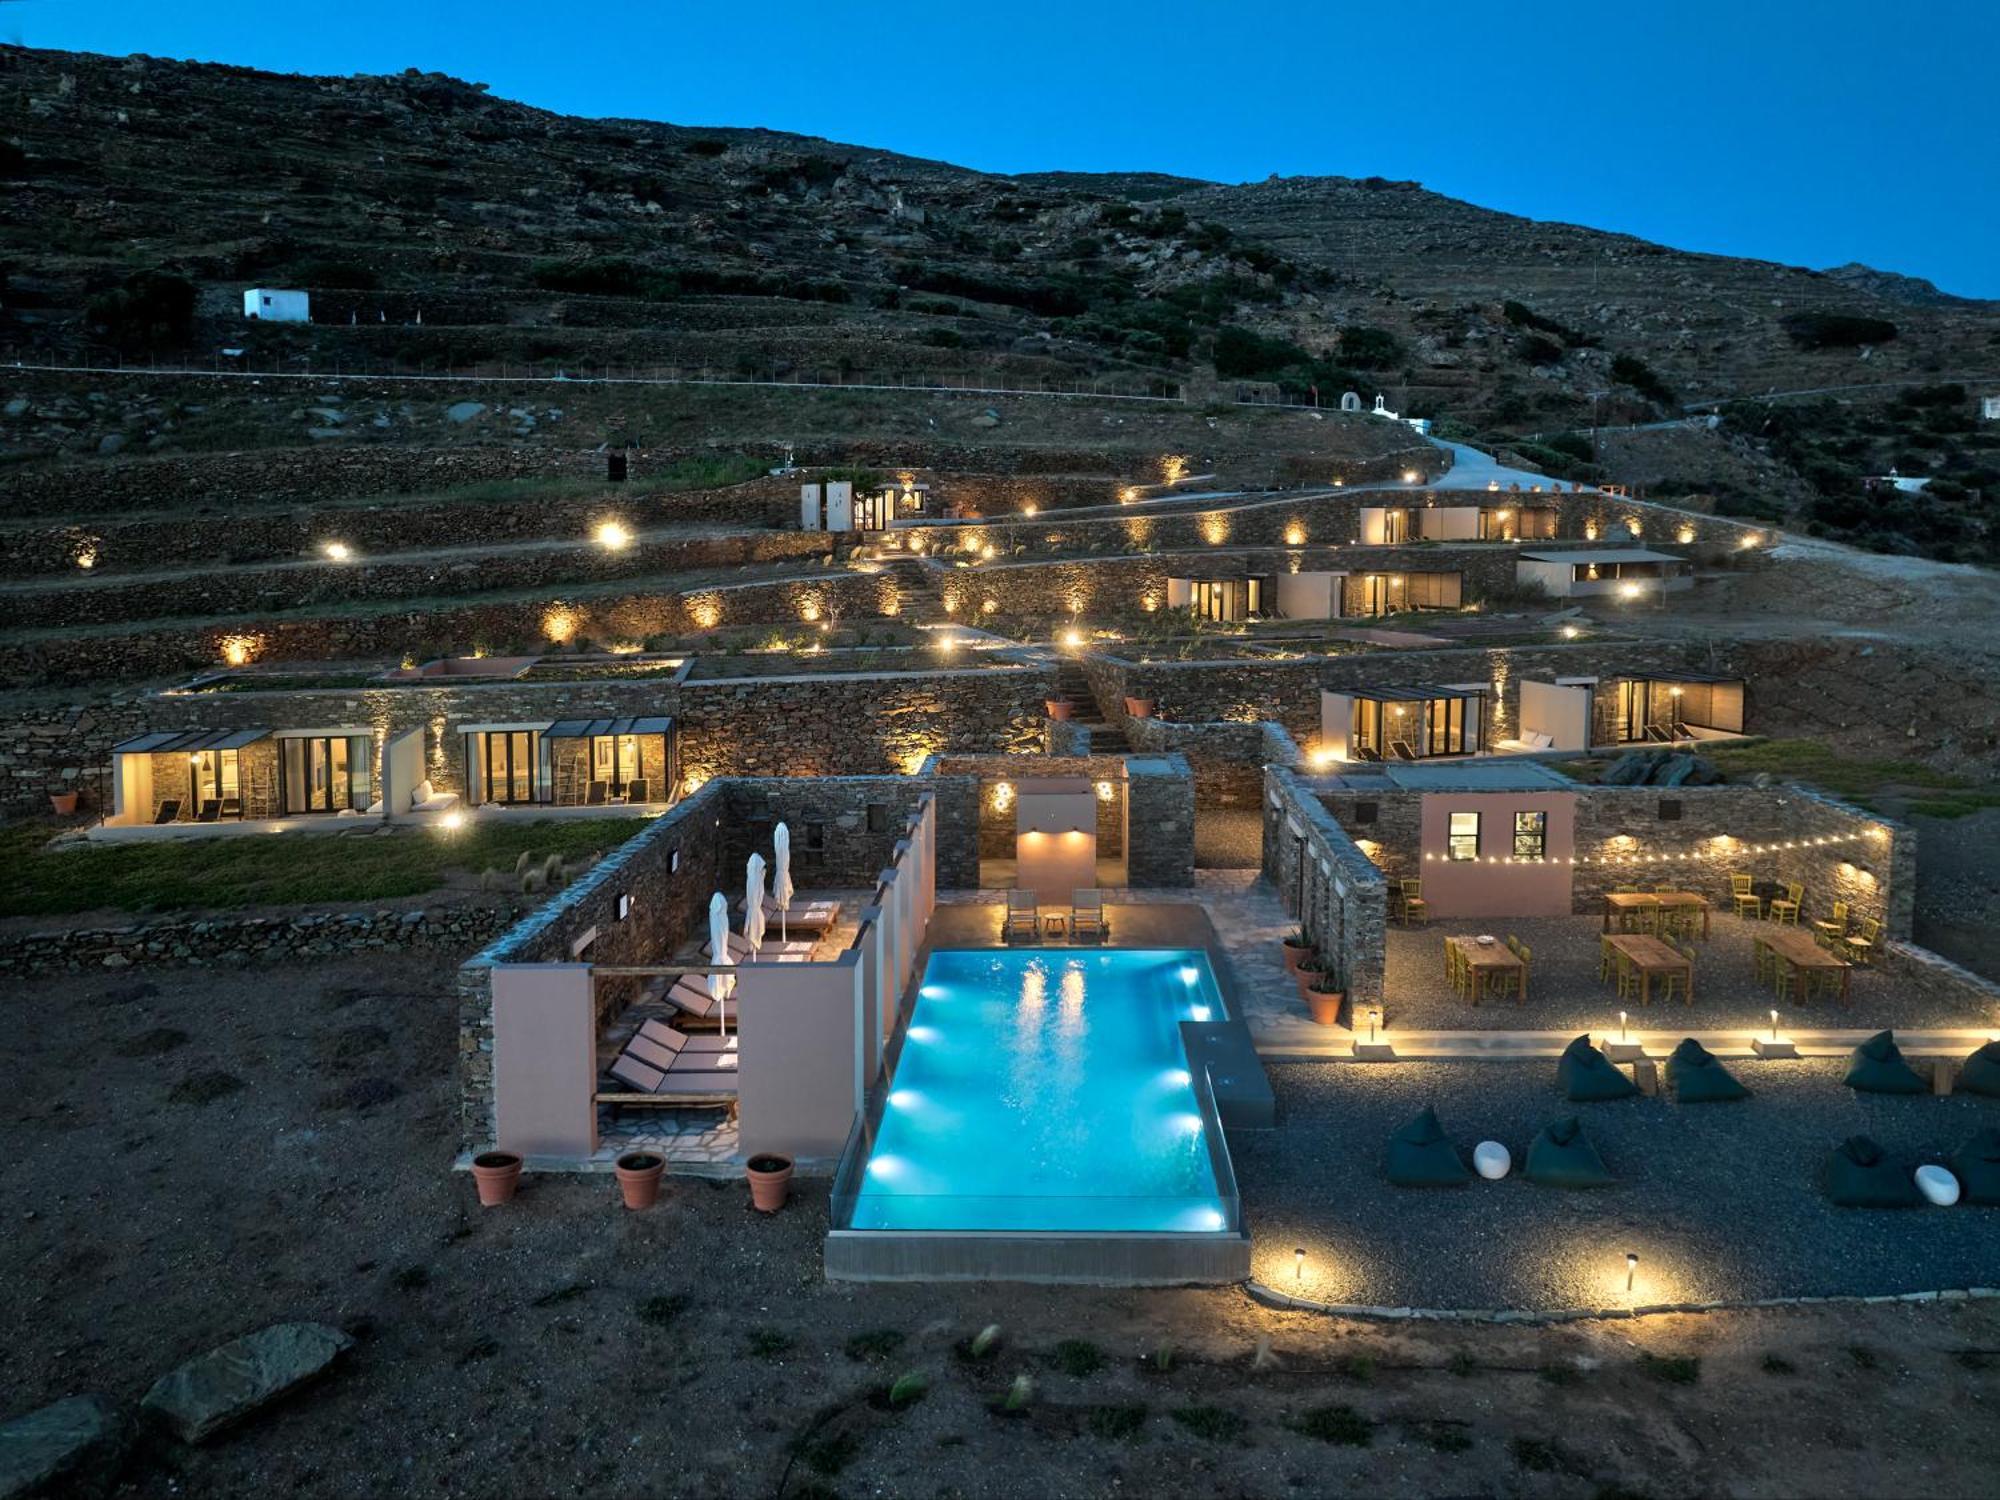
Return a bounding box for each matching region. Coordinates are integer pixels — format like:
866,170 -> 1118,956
282,735 -> 370,814
479,731 -> 540,805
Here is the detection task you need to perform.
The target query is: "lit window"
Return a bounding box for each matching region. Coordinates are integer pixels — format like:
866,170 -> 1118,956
1513,811 -> 1547,861
1448,812 -> 1480,862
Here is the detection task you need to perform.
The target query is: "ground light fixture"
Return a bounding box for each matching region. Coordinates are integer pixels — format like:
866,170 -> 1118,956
321,541 -> 352,562
1061,627 -> 1084,648
1367,1007 -> 1382,1043
594,520 -> 633,551
440,810 -> 465,832
1626,1252 -> 1639,1293
1618,1010 -> 1629,1040
1771,1009 -> 1780,1040
1294,1247 -> 1306,1284
1402,469 -> 1421,484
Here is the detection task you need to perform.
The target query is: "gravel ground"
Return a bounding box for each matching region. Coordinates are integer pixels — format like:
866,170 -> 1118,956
1195,809 -> 1264,869
1235,1060 -> 2000,1311
1382,911 -> 1973,1033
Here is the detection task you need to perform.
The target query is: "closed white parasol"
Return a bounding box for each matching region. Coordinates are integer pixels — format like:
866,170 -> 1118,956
744,851 -> 768,958
706,890 -> 733,1036
772,822 -> 795,942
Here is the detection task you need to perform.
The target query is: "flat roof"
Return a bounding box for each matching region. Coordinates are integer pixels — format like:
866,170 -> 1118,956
112,728 -> 270,754
1520,548 -> 1686,566
1616,670 -> 1743,685
1328,764 -> 1576,800
545,716 -> 674,739
1332,685 -> 1487,702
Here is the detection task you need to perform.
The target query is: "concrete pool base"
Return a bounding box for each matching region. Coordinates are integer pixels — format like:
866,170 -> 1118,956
824,1227 -> 1251,1285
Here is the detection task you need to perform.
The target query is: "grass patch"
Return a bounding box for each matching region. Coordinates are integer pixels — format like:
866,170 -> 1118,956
1084,1404 -> 1147,1441
1510,1435 -> 1569,1473
1294,1404 -> 1373,1447
1637,1353 -> 1701,1385
1446,1350 -> 1479,1377
1906,791 -> 2000,820
390,1264 -> 430,1292
167,1069 -> 242,1105
844,1329 -> 905,1362
1169,1405 -> 1246,1443
1332,1352 -> 1376,1384
0,816 -> 650,916
796,1428 -> 861,1478
1539,1363 -> 1584,1387
1413,1420 -> 1473,1454
1846,1344 -> 1881,1371
1761,1353 -> 1797,1375
1052,1339 -> 1105,1378
747,1327 -> 793,1360
1697,739 -> 1972,802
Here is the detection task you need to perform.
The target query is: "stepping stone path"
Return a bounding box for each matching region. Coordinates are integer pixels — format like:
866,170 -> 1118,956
140,1322 -> 354,1444
0,1394 -> 127,1499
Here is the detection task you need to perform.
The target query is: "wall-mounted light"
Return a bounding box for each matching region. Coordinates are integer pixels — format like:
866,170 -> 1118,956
1095,780 -> 1114,802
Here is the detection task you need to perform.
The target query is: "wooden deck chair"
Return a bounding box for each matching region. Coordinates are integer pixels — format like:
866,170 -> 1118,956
1071,890 -> 1108,943
622,777 -> 649,805
585,780 -> 609,806
194,798 -> 222,823
153,798 -> 183,824
1389,739 -> 1419,762
1004,891 -> 1040,943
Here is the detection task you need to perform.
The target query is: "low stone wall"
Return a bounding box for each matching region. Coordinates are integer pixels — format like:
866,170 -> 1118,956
1125,718 -> 1303,807
0,531 -> 833,630
1262,766 -> 1390,1010
931,751 -> 1194,887
0,900 -> 523,978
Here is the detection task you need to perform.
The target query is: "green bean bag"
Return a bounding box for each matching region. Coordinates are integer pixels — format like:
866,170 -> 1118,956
1843,1030 -> 1928,1095
1385,1106 -> 1472,1188
1825,1135 -> 1921,1208
1525,1116 -> 1617,1189
1949,1129 -> 2000,1206
1557,1033 -> 1638,1102
1664,1038 -> 1750,1103
1956,1041 -> 2000,1099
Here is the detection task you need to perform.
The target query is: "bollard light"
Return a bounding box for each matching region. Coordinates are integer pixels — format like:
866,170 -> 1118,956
1770,1009 -> 1780,1041
1619,1009 -> 1628,1041
1626,1252 -> 1638,1292
1294,1247 -> 1306,1284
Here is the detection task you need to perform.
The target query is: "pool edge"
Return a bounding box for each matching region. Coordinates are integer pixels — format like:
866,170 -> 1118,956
825,1227 -> 1252,1285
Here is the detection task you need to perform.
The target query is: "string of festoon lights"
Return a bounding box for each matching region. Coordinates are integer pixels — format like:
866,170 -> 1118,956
1419,830 -> 1885,866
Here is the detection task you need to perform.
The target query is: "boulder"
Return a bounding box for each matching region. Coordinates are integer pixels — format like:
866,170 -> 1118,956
444,401 -> 486,424
140,1322 -> 354,1445
0,1394 -> 127,1499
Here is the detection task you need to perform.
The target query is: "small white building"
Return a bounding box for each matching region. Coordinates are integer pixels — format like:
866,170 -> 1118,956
1981,395 -> 1999,421
243,288 -> 311,322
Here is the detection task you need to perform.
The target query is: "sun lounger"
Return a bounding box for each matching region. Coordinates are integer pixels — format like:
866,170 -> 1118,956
757,896 -> 842,933
153,798 -> 182,824
646,973 -> 728,1023
1389,740 -> 1418,763
637,1017 -> 735,1053
623,778 -> 649,804
1072,889 -> 1108,943
701,932 -> 816,963
1004,891 -> 1039,943
604,1030 -> 739,1101
194,798 -> 222,823
585,780 -> 608,806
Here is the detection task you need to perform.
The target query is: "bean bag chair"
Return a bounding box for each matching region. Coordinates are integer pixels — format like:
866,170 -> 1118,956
1824,1135 -> 1921,1208
1842,1030 -> 1927,1096
1664,1038 -> 1749,1103
1385,1106 -> 1472,1188
1949,1129 -> 2000,1206
1557,1033 -> 1638,1102
1956,1041 -> 2000,1099
1525,1116 -> 1617,1189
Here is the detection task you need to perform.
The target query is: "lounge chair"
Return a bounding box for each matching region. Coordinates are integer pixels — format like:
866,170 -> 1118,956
1389,739 -> 1418,762
1004,891 -> 1039,943
605,1030 -> 738,1100
153,798 -> 183,824
701,932 -> 815,963
647,973 -> 729,1024
193,798 -> 222,823
758,896 -> 842,933
585,780 -> 608,806
1072,889 -> 1108,943
622,778 -> 649,805
637,1017 -> 735,1054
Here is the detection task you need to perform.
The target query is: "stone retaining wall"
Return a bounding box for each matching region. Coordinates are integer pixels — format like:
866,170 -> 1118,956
1262,766 -> 1390,1009
0,900 -> 522,978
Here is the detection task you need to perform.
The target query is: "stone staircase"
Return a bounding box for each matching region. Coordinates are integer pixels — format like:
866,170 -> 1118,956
1054,659 -> 1130,753
881,558 -> 947,624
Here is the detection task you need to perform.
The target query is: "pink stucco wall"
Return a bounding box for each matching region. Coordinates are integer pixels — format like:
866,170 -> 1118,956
1418,791 -> 1577,918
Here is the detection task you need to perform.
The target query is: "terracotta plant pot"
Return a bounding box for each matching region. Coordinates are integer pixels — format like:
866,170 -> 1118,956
47,790 -> 78,816
1123,697 -> 1155,719
1281,937 -> 1312,975
1044,699 -> 1073,721
470,1150 -> 523,1207
614,1151 -> 665,1210
1306,989 -> 1347,1027
746,1153 -> 795,1213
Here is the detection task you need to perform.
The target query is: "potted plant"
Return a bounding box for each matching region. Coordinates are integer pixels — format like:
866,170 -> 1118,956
1044,697 -> 1074,721
48,789 -> 78,816
1123,696 -> 1155,719
1305,965 -> 1347,1028
746,1153 -> 794,1213
613,1151 -> 665,1210
470,1150 -> 523,1207
1280,929 -> 1312,974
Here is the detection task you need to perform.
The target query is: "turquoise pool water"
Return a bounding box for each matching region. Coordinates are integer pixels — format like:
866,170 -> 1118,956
846,948 -> 1233,1233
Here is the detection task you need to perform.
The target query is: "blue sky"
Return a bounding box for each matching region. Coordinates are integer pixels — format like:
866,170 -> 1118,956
12,0 -> 1996,297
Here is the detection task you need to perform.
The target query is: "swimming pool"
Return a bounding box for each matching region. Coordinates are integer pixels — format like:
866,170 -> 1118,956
842,948 -> 1236,1235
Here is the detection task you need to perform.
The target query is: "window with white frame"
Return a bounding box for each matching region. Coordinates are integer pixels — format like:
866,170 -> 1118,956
1447,811 -> 1480,861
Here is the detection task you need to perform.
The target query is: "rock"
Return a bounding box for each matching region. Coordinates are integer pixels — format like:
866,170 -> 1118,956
140,1322 -> 354,1445
3,397 -> 29,417
98,954 -> 130,968
96,434 -> 125,456
0,1394 -> 128,1499
445,401 -> 486,424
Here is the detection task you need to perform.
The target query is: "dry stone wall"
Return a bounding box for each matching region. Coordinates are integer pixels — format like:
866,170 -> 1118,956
1262,766 -> 1390,1010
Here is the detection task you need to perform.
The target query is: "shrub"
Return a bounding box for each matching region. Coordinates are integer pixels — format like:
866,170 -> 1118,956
1518,333 -> 1564,366
1295,1404 -> 1372,1446
1782,311 -> 1898,349
1337,324 -> 1403,369
85,269 -> 197,352
1052,1339 -> 1105,1377
1611,353 -> 1676,405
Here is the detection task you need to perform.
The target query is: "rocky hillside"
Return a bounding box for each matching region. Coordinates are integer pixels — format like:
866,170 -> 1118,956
2,44 -> 1996,555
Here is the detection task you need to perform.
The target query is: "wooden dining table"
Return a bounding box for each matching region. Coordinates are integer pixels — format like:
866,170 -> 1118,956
1449,935 -> 1526,1004
1602,890 -> 1711,938
1605,933 -> 1694,1006
1754,926 -> 1852,1005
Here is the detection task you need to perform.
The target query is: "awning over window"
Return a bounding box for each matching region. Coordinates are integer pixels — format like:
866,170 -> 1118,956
543,716 -> 674,740
111,727 -> 271,755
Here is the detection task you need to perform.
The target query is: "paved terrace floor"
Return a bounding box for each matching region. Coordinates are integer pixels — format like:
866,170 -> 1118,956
1234,1059 -> 2000,1309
